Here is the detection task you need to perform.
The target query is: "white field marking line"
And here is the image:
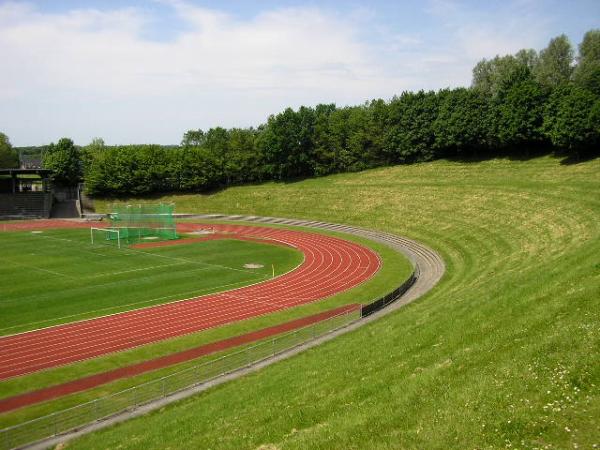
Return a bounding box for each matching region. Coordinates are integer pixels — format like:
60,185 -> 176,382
223,244 -> 322,307
0,289 -> 298,369
27,233 -> 134,258
0,277 -> 267,337
62,266 -> 222,291
0,265 -> 275,352
1,239 -> 370,370
0,237 -> 307,343
194,227 -> 378,300
233,236 -> 333,301
2,234 -> 273,300
0,265 -> 218,308
0,270 -> 266,341
0,282 -> 315,367
0,289 -> 293,367
0,275 -> 352,366
0,229 -> 353,351
80,262 -> 187,279
127,244 -> 276,276
0,301 -> 290,378
0,302 -> 351,380
242,235 -> 375,304
199,232 -> 357,305
0,290 -> 285,367
0,255 -> 74,279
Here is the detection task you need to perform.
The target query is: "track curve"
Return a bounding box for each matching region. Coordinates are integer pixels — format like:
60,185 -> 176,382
0,222 -> 380,380
183,214 -> 446,313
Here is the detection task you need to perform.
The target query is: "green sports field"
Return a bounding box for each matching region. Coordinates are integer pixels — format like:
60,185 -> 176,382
0,229 -> 303,335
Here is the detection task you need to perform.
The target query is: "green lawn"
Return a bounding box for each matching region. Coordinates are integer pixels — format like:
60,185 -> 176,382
0,229 -> 303,335
74,155 -> 600,449
0,227 -> 412,429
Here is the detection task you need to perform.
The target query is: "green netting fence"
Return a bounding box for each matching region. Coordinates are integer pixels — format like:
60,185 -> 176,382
108,203 -> 178,244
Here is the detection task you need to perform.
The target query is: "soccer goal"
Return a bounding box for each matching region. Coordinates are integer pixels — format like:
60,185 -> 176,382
90,227 -> 121,248
107,203 -> 178,244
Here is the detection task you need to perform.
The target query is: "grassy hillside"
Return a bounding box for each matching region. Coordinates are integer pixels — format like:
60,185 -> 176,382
78,156 -> 600,449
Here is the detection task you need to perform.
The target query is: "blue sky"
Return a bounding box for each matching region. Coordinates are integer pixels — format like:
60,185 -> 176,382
1,0 -> 598,146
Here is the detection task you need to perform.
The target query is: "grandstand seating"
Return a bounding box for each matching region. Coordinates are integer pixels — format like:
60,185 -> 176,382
0,193 -> 53,218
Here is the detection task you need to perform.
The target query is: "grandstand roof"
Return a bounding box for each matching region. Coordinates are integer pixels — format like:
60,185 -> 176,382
0,168 -> 53,177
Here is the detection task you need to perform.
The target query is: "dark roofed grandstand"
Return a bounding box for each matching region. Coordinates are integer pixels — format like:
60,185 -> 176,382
0,169 -> 54,218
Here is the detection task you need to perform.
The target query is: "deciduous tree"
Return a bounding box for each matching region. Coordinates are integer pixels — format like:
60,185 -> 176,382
0,132 -> 19,168
43,137 -> 82,185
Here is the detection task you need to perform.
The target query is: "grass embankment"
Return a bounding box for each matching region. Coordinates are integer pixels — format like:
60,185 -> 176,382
0,228 -> 411,428
79,155 -> 600,449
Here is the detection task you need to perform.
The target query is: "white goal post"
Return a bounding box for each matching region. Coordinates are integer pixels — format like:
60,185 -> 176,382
90,227 -> 121,249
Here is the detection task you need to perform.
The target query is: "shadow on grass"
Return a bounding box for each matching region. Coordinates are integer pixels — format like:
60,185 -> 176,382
557,149 -> 600,165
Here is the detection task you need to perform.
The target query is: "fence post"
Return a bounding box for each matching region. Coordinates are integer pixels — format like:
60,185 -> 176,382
162,379 -> 166,398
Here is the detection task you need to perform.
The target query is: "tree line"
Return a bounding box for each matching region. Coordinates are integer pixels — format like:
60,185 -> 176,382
2,30 -> 599,196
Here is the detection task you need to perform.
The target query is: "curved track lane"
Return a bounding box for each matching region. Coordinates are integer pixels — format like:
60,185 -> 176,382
0,222 -> 380,380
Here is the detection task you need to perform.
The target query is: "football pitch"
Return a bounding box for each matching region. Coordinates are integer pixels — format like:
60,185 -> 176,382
0,228 -> 303,336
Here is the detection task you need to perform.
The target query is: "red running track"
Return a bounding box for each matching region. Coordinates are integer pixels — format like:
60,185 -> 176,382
0,304 -> 360,413
0,220 -> 380,380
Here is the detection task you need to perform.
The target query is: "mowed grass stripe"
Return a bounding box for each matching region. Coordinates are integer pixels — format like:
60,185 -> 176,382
0,231 -> 303,334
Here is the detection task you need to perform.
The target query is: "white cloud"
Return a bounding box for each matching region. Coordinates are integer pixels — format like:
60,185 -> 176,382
0,1 -> 552,145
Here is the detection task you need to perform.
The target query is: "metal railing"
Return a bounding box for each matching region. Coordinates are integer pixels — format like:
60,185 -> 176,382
361,270 -> 418,317
0,308 -> 361,450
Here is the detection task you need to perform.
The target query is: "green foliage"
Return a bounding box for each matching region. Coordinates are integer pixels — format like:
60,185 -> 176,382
543,84 -> 600,153
81,137 -> 105,174
496,76 -> 548,146
85,145 -> 174,195
472,51 -> 537,97
574,29 -> 600,95
384,91 -> 439,163
42,137 -> 82,185
181,129 -> 206,147
433,88 -> 489,155
173,146 -> 220,191
534,34 -> 574,88
0,132 -> 19,168
259,107 -> 317,180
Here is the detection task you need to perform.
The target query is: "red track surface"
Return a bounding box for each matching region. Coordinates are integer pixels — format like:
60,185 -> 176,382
0,220 -> 380,380
0,304 -> 359,413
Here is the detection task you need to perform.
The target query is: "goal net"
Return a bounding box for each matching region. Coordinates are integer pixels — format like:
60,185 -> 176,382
106,203 -> 178,244
90,227 -> 121,248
